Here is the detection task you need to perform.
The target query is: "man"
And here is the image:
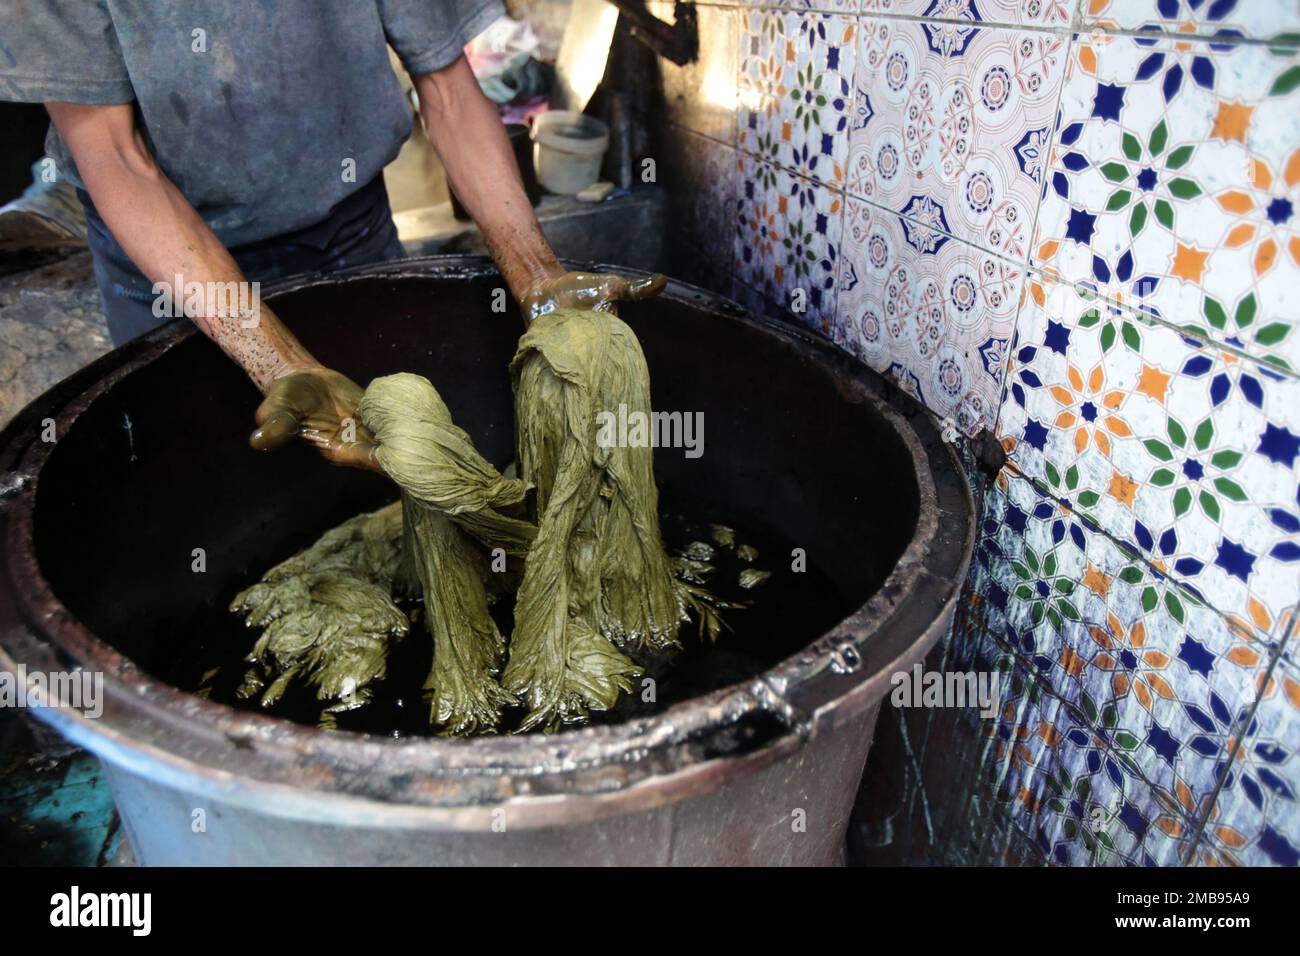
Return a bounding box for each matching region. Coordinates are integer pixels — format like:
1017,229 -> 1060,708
0,0 -> 661,468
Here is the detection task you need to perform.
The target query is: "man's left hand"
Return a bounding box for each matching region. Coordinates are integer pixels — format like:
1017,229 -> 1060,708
522,270 -> 667,322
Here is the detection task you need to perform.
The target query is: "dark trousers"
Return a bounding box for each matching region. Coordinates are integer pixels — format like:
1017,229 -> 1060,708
80,175 -> 406,346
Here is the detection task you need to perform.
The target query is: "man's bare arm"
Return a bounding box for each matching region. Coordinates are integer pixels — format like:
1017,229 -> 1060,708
413,55 -> 665,321
45,101 -> 317,390
46,102 -> 378,468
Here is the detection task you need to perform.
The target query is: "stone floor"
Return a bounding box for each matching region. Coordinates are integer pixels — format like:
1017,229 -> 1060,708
0,709 -> 126,866
0,243 -> 121,865
0,244 -> 110,428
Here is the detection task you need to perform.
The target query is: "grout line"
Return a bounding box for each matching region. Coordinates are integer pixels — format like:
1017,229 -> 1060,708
690,1 -> 1300,49
723,0 -> 1288,665
1179,610 -> 1299,864
937,596 -> 1001,857
1077,28 -> 1298,47
829,179 -> 849,331
723,6 -> 1300,377
847,178 -> 1298,382
973,581 -> 1210,847
990,25 -> 1079,443
722,136 -> 1295,383
1029,262 -> 1300,382
999,456 -> 1280,652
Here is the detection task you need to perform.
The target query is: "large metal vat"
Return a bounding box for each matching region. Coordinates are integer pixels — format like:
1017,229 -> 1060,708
0,257 -> 973,865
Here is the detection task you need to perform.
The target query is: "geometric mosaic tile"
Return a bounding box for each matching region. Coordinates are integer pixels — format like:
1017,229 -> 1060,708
847,16 -> 1069,263
1085,0 -> 1300,43
997,275 -> 1300,643
1187,655 -> 1300,866
659,0 -> 1300,865
984,656 -> 1197,865
971,469 -> 1273,858
734,151 -> 844,333
862,0 -> 1079,29
836,195 -> 1024,434
1033,32 -> 1300,375
739,9 -> 858,189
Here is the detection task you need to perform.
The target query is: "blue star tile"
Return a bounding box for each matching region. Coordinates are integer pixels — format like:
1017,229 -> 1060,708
1146,721 -> 1179,765
1044,319 -> 1071,355
1023,419 -> 1049,451
1258,423 -> 1300,467
1066,207 -> 1097,245
1177,636 -> 1215,679
1092,82 -> 1127,122
1214,538 -> 1257,582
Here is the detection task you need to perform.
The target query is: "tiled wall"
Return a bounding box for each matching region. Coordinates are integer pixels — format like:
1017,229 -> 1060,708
650,0 -> 1300,865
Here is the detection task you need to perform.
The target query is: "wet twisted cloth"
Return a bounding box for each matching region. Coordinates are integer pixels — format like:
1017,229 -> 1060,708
232,309 -> 721,734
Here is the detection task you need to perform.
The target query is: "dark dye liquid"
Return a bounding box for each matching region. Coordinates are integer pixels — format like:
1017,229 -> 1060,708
163,496 -> 849,737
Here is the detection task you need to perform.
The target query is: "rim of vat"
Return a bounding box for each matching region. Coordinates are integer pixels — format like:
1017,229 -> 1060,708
0,256 -> 974,829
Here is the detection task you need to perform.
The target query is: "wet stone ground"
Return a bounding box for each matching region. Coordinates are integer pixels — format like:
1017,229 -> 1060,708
0,246 -> 111,428
0,710 -> 127,866
0,245 -> 122,865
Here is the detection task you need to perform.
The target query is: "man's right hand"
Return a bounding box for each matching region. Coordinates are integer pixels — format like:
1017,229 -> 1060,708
249,367 -> 381,471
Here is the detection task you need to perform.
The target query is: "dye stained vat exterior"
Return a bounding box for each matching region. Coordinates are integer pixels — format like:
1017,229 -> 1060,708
0,257 -> 974,865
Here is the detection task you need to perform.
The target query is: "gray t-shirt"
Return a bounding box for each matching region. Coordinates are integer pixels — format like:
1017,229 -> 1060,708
0,0 -> 503,245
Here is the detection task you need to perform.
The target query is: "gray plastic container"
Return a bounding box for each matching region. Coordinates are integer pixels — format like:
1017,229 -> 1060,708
531,111 -> 609,195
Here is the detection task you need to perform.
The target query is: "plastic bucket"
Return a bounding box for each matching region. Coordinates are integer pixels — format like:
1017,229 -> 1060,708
531,111 -> 609,195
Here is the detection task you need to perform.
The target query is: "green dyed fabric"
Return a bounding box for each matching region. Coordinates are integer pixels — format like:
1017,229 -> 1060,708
233,308 -> 720,734
230,501 -> 412,713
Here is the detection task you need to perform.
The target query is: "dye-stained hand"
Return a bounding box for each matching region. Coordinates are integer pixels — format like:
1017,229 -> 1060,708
521,270 -> 667,322
249,367 -> 382,471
